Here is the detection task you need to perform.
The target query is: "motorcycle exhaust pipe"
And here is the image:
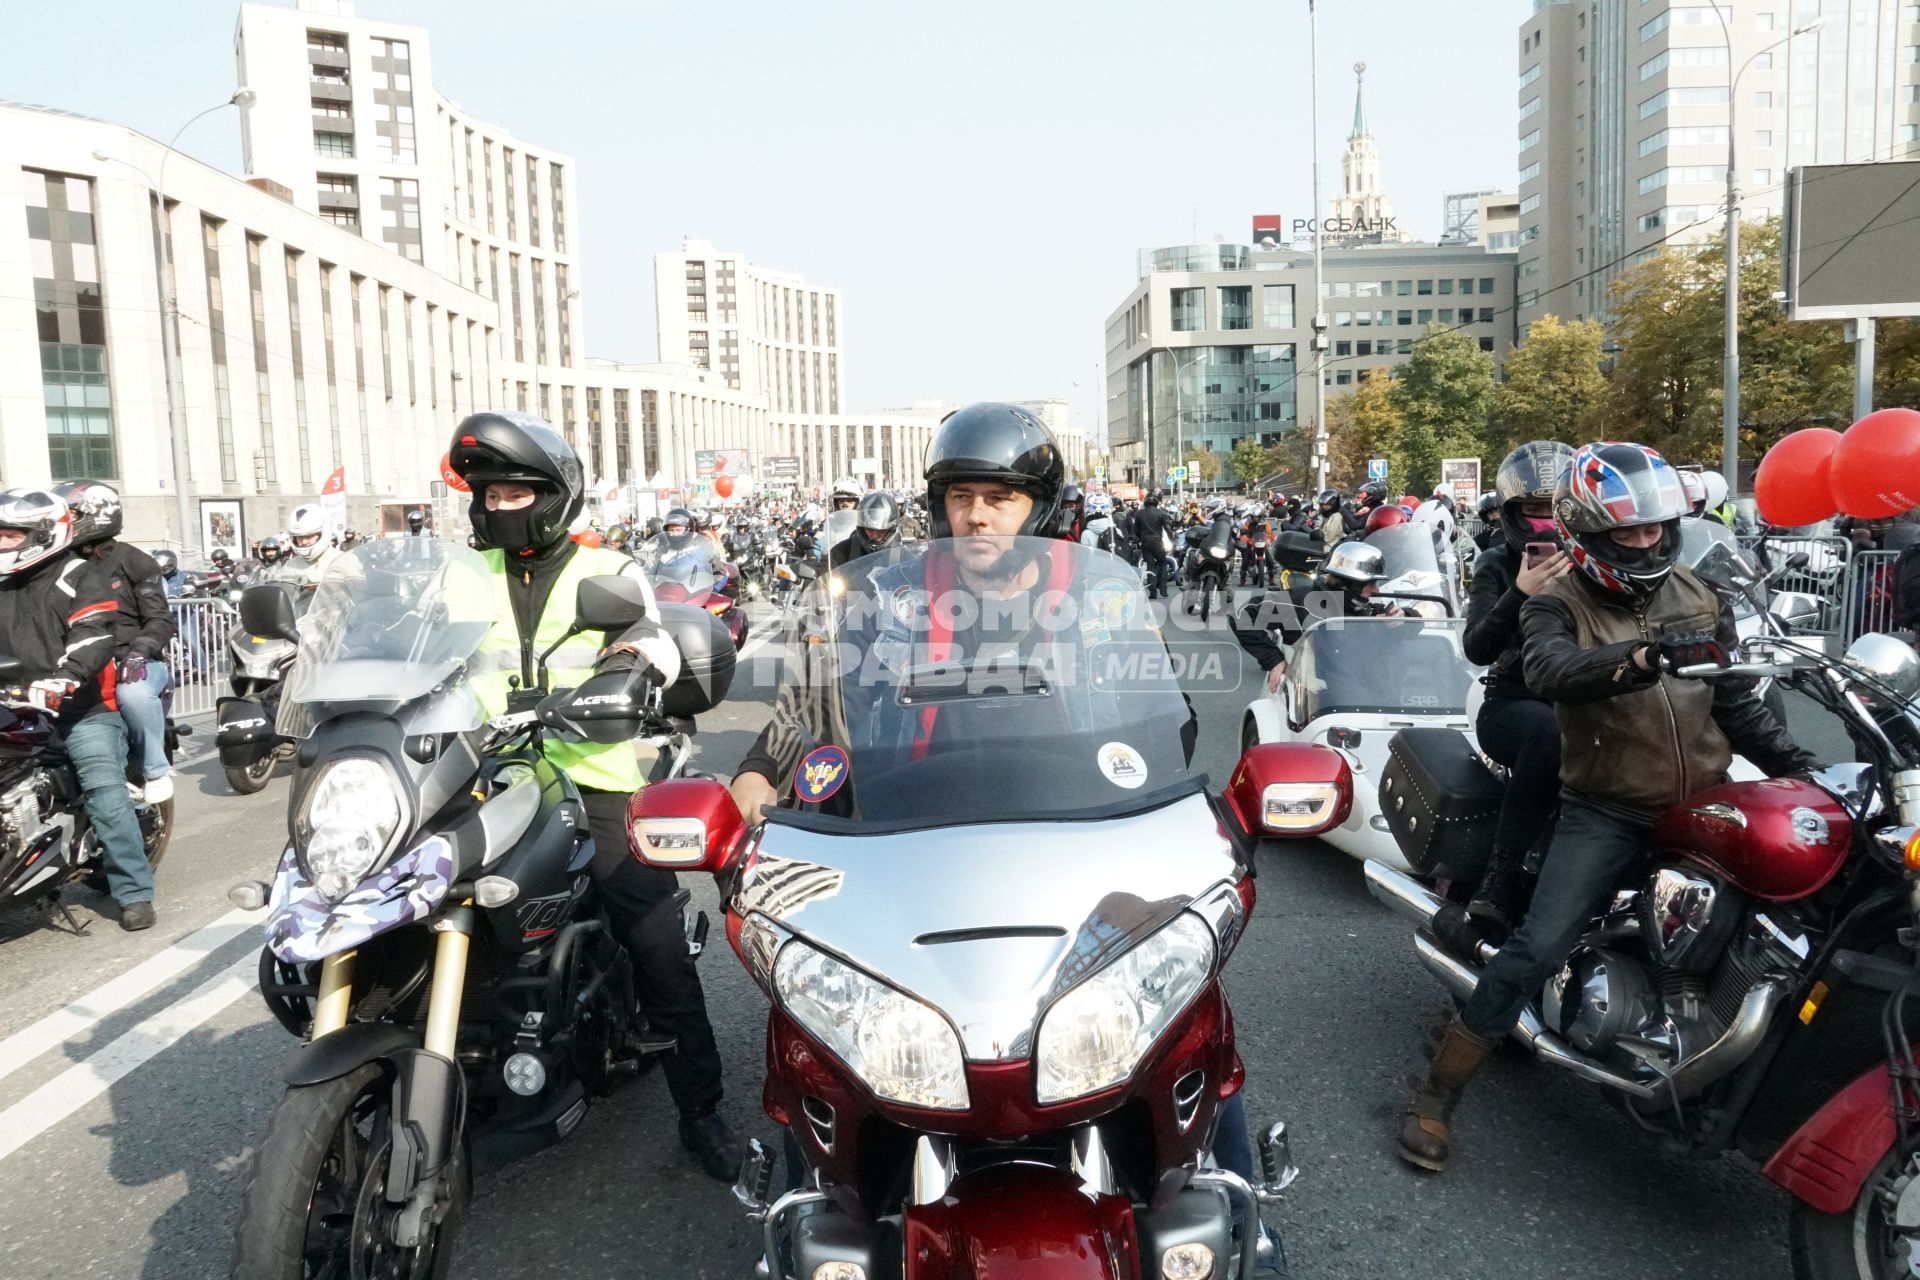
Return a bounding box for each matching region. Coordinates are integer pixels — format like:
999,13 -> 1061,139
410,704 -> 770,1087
1363,861 -> 1446,927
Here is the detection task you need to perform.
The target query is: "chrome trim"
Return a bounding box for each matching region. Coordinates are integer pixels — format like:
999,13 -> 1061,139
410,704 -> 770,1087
910,1135 -> 955,1206
758,1187 -> 829,1280
736,912 -> 789,994
1189,1168 -> 1264,1280
1363,861 -> 1495,963
1256,1121 -> 1300,1201
1640,867 -> 1721,969
739,793 -> 1238,1060
800,1095 -> 836,1157
1172,1070 -> 1206,1133
1686,802 -> 1747,829
1810,763 -> 1880,822
1070,1124 -> 1115,1196
1190,881 -> 1247,958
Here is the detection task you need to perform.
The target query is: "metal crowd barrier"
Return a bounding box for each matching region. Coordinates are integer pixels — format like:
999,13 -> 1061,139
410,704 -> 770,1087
1740,533 -> 1855,645
164,597 -> 235,720
1840,549 -> 1902,647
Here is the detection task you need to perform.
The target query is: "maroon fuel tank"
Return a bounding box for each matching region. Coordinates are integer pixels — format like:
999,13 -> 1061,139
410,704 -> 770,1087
1653,778 -> 1853,902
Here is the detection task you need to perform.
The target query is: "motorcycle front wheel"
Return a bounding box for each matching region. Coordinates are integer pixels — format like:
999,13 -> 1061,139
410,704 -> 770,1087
141,798 -> 173,871
232,1062 -> 468,1280
225,756 -> 276,795
1789,1143 -> 1917,1280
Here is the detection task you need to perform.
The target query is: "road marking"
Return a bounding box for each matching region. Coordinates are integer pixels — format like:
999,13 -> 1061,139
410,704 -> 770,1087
0,905 -> 264,1087
0,950 -> 259,1162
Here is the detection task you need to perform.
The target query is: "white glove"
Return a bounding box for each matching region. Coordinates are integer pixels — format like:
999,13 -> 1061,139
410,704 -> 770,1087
27,678 -> 77,713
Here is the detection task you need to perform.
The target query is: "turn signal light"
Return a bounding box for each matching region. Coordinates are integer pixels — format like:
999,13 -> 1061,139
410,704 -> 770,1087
1905,830 -> 1920,873
1262,783 -> 1340,833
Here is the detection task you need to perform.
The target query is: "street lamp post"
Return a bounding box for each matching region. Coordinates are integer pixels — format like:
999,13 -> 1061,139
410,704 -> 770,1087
1309,0 -> 1329,494
95,87 -> 253,563
1711,8 -> 1825,498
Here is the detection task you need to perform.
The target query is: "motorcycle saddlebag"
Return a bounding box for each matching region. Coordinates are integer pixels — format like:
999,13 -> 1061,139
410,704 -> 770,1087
654,602 -> 737,718
1378,728 -> 1504,882
215,696 -> 276,766
1272,531 -> 1324,573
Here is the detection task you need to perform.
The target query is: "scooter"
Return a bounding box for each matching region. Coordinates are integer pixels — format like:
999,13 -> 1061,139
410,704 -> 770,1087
215,582 -> 300,794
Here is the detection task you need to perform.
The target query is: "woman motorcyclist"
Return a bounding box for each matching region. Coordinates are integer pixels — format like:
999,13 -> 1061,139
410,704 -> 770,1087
1457,441 -> 1575,937
1396,441 -> 1815,1175
53,482 -> 178,805
828,491 -> 903,569
1316,489 -> 1346,547
444,412 -> 741,1179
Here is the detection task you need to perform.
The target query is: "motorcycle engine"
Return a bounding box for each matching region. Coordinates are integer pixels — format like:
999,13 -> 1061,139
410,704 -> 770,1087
0,773 -> 56,860
1542,946 -> 1660,1054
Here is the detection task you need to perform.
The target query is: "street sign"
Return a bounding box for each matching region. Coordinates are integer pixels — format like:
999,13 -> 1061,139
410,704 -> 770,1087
1367,458 -> 1389,482
1169,465 -> 1189,483
763,455 -> 801,480
1093,465 -> 1106,480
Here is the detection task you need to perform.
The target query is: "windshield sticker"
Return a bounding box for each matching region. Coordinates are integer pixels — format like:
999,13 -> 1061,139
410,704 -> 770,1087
795,744 -> 850,803
1097,741 -> 1148,790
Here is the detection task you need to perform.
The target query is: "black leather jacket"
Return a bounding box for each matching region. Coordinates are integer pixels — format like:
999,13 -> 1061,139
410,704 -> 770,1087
1463,544 -> 1538,704
0,551 -> 119,722
83,541 -> 177,662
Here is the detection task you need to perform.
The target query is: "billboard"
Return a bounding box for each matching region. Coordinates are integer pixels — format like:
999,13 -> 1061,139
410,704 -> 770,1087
693,448 -> 750,478
1439,457 -> 1482,508
763,455 -> 801,480
1785,162 -> 1920,321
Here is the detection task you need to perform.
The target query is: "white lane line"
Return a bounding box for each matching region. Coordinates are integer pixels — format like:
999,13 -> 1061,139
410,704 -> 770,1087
0,951 -> 260,1162
0,906 -> 265,1087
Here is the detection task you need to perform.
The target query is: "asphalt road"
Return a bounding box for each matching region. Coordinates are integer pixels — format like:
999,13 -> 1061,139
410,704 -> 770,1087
0,590 -> 1841,1280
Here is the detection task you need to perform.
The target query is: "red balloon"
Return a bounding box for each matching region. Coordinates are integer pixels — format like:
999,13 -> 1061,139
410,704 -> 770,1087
714,475 -> 736,498
1754,427 -> 1842,526
1831,408 -> 1920,519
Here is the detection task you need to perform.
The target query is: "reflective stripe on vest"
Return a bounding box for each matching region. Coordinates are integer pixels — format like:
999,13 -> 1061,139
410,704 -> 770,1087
467,545 -> 643,793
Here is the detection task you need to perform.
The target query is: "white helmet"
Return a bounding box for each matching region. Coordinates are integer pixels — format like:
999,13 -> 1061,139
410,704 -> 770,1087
287,503 -> 330,560
830,475 -> 864,508
1701,470 -> 1730,511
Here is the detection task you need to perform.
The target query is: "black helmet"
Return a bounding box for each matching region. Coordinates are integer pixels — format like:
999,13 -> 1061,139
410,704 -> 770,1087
848,491 -> 903,558
924,402 -> 1064,538
1477,490 -> 1501,519
405,509 -> 426,534
660,507 -> 696,552
1496,440 -> 1576,555
1060,483 -> 1084,510
258,535 -> 285,564
447,412 -> 585,557
1317,488 -> 1341,511
153,549 -> 179,577
51,481 -> 122,547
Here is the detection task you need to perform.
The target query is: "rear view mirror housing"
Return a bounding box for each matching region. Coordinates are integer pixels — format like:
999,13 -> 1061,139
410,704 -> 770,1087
1224,742 -> 1353,838
239,583 -> 301,644
627,777 -> 747,873
575,574 -> 648,633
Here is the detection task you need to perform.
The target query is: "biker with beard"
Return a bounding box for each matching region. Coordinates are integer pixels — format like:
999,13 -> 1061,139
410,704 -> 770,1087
726,406 -> 1277,1211
1396,442 -> 1815,1175
445,413 -> 741,1180
1455,441 -> 1575,938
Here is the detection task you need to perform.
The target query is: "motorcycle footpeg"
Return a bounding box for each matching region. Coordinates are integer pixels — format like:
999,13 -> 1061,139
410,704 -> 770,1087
633,1029 -> 678,1055
1255,1120 -> 1299,1203
733,1137 -> 776,1220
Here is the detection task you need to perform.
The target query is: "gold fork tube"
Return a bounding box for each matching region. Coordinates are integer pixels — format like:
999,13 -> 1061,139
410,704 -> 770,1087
422,912 -> 473,1059
310,950 -> 356,1039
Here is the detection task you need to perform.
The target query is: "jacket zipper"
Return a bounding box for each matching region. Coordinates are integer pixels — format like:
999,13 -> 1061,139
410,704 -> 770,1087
517,568 -> 535,688
1637,603 -> 1689,798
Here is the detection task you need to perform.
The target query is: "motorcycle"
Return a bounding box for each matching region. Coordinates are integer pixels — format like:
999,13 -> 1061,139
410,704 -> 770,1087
1238,521 -> 1274,589
628,536 -> 1335,1280
1182,520 -> 1234,622
649,554 -> 750,650
1365,624 -> 1920,1280
0,660 -> 183,934
215,581 -> 300,795
227,539 -> 738,1278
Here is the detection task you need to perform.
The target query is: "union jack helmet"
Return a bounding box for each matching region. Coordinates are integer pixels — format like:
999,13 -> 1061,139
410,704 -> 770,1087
1556,442 -> 1691,597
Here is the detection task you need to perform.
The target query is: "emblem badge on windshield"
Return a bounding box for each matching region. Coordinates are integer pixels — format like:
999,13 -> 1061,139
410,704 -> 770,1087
795,744 -> 850,803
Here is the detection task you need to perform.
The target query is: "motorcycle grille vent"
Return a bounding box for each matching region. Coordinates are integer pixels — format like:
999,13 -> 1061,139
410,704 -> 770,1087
801,1095 -> 836,1155
1172,1070 -> 1206,1133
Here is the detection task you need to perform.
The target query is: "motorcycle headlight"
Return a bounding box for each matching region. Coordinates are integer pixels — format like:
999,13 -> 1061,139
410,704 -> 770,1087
773,940 -> 969,1111
1035,913 -> 1214,1105
293,757 -> 407,903
1208,547 -> 1228,559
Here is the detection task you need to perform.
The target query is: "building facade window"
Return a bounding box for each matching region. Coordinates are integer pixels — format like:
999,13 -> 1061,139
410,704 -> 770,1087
1170,287 -> 1205,331
508,252 -> 523,360
1519,161 -> 1541,183
1262,283 -> 1295,327
503,147 -> 516,240
378,177 -> 421,263
530,260 -> 547,364
243,236 -> 280,486
640,390 -> 659,477
1219,285 -> 1251,330
27,170 -> 115,479
200,217 -> 238,482
403,294 -> 417,404
1519,128 -> 1541,151
526,155 -> 541,248
370,37 -> 416,162
350,273 -> 370,478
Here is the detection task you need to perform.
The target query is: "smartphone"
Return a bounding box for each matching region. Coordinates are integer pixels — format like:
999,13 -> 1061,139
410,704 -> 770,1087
1525,541 -> 1558,566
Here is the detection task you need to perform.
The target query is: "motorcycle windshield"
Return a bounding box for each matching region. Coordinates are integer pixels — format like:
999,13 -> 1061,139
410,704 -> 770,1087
786,537 -> 1196,827
1679,518 -> 1760,619
1291,615 -> 1474,720
822,508 -> 859,552
1366,523 -> 1458,616
280,540 -> 494,735
647,553 -> 719,594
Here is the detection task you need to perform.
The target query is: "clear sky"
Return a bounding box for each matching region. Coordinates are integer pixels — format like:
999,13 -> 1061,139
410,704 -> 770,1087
7,0 -> 1526,438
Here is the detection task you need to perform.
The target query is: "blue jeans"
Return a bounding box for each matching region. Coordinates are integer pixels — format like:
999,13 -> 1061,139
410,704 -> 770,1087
117,659 -> 170,781
65,714 -> 153,906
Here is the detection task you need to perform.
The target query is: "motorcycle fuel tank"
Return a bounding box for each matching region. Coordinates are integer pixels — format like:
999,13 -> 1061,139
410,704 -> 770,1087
1654,778 -> 1852,902
0,704 -> 55,760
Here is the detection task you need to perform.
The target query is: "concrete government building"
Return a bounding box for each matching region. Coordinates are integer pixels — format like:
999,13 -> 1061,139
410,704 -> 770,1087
1,0 -> 1064,554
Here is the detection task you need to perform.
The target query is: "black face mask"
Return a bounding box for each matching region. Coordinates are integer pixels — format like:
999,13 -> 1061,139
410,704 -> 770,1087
475,503 -> 540,556
1611,540 -> 1659,568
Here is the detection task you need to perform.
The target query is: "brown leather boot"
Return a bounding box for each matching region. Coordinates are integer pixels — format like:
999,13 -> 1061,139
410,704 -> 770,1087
1397,1016 -> 1495,1172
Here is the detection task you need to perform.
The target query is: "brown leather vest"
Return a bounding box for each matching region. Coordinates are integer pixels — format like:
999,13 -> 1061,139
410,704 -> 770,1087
1546,565 -> 1730,817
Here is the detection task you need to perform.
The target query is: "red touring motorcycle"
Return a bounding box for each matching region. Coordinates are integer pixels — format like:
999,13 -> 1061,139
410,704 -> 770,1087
629,537 -> 1344,1280
1366,627 -> 1920,1280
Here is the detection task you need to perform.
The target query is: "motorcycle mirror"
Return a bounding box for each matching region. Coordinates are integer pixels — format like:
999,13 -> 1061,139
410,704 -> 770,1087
1224,742 -> 1352,839
574,574 -> 648,633
626,777 -> 747,874
238,584 -> 300,643
1785,551 -> 1811,573
794,562 -> 819,581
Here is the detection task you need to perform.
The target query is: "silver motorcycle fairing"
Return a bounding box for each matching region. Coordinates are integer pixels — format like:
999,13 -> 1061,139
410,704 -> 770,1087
736,790 -> 1240,1062
229,630 -> 297,682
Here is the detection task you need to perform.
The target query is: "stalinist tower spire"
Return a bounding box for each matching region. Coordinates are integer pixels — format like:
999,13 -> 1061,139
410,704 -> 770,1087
1330,61 -> 1408,241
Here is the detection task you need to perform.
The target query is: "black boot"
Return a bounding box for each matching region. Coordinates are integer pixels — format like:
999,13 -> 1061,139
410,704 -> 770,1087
1468,847 -> 1530,942
679,1109 -> 743,1181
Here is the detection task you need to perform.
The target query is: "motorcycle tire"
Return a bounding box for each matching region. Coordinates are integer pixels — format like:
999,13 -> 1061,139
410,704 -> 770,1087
142,798 -> 173,871
232,1063 -> 468,1280
225,756 -> 275,795
1787,1142 -> 1913,1280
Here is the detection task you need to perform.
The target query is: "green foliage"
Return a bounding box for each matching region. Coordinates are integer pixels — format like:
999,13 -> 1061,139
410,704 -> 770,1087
1491,315 -> 1607,452
1385,325 -> 1496,493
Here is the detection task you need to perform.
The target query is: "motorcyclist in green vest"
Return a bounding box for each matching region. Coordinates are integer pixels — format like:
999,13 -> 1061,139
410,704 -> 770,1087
446,411 -> 742,1181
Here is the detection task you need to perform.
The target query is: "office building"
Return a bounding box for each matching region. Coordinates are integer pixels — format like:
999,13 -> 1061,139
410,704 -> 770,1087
1517,0 -> 1920,331
1441,191 -> 1523,249
1103,239 -> 1517,487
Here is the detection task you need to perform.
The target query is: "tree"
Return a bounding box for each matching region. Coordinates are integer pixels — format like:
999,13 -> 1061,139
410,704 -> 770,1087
1387,325 -> 1497,493
1326,376 -> 1402,489
1182,444 -> 1222,484
1228,438 -> 1269,485
1492,314 -> 1607,451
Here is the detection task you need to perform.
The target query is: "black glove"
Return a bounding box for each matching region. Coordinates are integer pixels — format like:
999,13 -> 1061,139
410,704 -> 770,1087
117,654 -> 148,686
1651,630 -> 1730,674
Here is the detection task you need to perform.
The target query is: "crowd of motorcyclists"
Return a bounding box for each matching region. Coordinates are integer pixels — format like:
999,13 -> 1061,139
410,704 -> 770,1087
8,393 -> 1917,1280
